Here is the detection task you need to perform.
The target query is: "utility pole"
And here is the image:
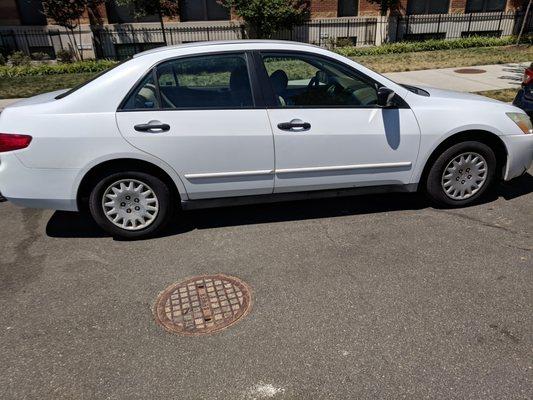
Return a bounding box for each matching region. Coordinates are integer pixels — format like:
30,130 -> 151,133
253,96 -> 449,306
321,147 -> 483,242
517,0 -> 532,45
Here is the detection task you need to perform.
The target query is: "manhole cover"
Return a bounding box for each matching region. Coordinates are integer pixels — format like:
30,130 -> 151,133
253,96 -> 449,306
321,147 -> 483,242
454,68 -> 487,74
154,274 -> 252,336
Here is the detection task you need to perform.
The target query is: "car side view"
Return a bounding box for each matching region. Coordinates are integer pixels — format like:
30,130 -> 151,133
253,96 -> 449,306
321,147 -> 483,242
0,40 -> 532,239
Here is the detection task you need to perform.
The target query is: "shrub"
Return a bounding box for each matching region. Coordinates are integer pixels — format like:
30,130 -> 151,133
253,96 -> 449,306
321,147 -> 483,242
335,35 -> 533,57
8,51 -> 31,66
0,54 -> 5,66
31,52 -> 51,61
336,37 -> 356,48
56,48 -> 74,63
0,59 -> 118,78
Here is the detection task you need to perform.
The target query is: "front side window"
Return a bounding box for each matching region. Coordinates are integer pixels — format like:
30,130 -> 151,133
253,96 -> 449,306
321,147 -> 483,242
261,53 -> 378,108
122,53 -> 254,110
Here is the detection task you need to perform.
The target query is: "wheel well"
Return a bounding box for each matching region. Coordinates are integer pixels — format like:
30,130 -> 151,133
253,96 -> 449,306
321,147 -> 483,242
420,130 -> 508,188
77,159 -> 180,211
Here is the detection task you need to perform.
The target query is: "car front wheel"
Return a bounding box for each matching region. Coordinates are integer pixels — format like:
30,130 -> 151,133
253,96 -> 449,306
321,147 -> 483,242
425,141 -> 497,207
89,171 -> 172,239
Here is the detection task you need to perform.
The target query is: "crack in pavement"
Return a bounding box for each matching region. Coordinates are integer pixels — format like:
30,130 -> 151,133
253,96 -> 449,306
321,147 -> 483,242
0,208 -> 45,295
431,209 -> 531,239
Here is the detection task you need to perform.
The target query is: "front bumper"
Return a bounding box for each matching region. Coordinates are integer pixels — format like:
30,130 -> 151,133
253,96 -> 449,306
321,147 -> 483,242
501,134 -> 533,180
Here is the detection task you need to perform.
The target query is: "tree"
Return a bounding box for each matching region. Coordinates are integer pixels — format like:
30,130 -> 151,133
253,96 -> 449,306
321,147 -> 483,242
42,0 -> 103,60
219,0 -> 310,39
116,0 -> 181,45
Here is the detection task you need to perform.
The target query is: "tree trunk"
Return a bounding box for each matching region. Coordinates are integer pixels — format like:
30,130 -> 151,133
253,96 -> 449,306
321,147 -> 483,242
158,9 -> 168,45
78,20 -> 84,61
67,27 -> 81,61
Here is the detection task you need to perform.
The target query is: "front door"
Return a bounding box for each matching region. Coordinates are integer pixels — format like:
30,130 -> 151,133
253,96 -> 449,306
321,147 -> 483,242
116,52 -> 274,199
258,51 -> 420,193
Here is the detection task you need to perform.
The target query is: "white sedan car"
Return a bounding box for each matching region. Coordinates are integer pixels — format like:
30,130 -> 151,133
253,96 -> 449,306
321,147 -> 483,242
1,40 -> 532,239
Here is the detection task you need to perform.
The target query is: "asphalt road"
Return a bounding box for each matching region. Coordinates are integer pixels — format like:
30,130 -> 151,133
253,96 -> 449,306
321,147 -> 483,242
1,171 -> 532,400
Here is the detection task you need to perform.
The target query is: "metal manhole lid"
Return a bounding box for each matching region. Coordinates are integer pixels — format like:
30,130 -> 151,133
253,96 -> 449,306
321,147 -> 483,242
454,68 -> 487,74
154,274 -> 252,336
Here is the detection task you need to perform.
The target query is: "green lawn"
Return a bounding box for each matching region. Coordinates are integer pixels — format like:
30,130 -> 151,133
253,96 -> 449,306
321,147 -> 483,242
0,45 -> 531,99
352,45 -> 533,73
0,73 -> 96,99
475,88 -> 518,103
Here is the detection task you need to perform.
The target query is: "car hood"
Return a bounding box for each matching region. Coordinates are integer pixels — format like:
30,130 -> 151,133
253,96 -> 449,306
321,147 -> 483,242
5,89 -> 69,108
418,86 -> 503,104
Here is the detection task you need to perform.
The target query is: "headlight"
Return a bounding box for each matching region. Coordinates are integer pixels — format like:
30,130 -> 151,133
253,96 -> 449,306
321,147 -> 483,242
506,112 -> 533,134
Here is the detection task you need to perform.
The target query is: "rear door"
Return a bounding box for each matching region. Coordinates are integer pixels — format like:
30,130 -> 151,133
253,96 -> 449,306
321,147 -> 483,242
116,52 -> 274,200
257,51 -> 420,193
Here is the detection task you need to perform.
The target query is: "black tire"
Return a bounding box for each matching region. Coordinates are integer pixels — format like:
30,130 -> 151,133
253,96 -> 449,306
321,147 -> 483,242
89,171 -> 172,239
425,141 -> 497,207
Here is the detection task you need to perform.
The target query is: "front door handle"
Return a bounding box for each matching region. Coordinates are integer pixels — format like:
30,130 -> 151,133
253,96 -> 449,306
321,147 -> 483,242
277,119 -> 311,131
134,122 -> 170,133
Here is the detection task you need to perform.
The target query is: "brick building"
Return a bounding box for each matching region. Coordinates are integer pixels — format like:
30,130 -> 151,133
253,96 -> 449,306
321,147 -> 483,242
314,1 -> 525,18
0,0 -> 527,26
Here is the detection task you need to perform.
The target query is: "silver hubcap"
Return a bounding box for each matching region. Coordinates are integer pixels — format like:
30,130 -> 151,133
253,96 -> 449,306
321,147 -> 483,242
102,179 -> 159,231
441,152 -> 487,200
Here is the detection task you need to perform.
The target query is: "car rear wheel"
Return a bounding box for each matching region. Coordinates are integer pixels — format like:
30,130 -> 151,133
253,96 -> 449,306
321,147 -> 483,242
425,141 -> 497,207
89,171 -> 172,239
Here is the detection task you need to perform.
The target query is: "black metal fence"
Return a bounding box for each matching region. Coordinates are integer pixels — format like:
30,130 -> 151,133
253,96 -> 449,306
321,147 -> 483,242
1,11 -> 531,61
272,18 -> 378,48
92,19 -> 378,60
0,29 -> 81,59
390,11 -> 532,41
93,24 -> 246,60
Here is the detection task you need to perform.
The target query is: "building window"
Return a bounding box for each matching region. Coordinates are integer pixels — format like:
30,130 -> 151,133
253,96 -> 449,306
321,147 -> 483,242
105,0 -> 159,23
180,0 -> 230,21
16,0 -> 47,25
407,0 -> 450,15
338,0 -> 358,17
465,0 -> 506,13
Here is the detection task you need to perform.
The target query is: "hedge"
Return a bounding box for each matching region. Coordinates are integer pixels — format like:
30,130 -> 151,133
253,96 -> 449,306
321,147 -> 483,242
0,59 -> 117,78
335,35 -> 533,57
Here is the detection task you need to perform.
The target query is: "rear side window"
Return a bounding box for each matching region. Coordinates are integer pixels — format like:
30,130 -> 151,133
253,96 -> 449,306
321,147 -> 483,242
121,53 -> 254,110
157,53 -> 253,109
121,72 -> 160,110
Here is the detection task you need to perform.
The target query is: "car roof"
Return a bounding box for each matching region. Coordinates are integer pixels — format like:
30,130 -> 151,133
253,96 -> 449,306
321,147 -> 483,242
133,40 -> 319,58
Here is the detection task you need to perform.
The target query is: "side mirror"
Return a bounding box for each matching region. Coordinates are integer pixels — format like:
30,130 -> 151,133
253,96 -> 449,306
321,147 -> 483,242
377,87 -> 396,108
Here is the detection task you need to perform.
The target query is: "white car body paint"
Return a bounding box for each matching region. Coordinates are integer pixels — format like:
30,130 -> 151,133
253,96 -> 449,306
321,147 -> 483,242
267,107 -> 420,193
116,109 -> 275,199
0,40 -> 531,212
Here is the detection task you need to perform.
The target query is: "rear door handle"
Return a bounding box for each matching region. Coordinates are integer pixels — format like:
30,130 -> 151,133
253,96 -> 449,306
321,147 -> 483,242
134,122 -> 170,133
277,119 -> 311,131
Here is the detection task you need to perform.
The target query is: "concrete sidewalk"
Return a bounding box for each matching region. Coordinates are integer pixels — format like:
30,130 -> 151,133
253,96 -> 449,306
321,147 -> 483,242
0,98 -> 21,110
385,62 -> 528,92
0,62 -> 529,111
